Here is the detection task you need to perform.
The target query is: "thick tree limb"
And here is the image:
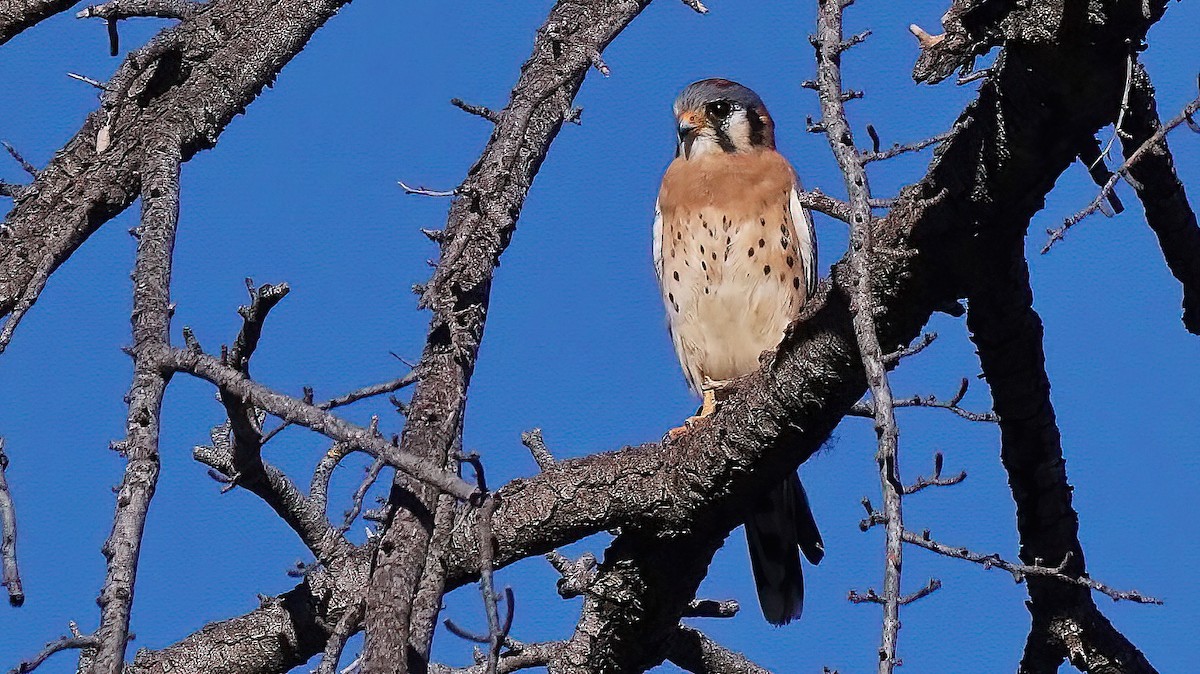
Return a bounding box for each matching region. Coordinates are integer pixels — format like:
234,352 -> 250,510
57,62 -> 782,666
91,144 -> 180,674
664,626 -> 773,674
0,0 -> 78,45
0,0 -> 353,342
1122,65 -> 1200,335
965,238 -> 1157,673
359,2 -> 653,671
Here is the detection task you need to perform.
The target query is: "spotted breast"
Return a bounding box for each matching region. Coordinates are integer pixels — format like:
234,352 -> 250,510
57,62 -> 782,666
654,147 -> 816,393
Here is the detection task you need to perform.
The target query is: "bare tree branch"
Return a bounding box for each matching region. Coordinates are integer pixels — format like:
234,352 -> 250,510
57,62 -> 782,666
360,2 -> 656,670
157,346 -> 478,502
0,0 -> 355,342
9,634 -> 100,674
859,130 -> 951,164
901,529 -> 1160,604
1121,65 -> 1200,334
0,0 -> 78,45
849,378 -> 998,422
90,143 -> 181,674
0,438 -> 24,606
813,1 -> 906,669
665,626 -> 773,674
966,235 -> 1158,673
1043,82 -> 1200,252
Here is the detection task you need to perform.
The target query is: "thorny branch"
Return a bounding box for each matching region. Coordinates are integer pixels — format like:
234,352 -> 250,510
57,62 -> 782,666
812,1 -> 907,670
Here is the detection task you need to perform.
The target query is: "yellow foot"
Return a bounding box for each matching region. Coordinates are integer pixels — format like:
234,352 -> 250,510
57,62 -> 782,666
665,388 -> 720,442
665,415 -> 706,441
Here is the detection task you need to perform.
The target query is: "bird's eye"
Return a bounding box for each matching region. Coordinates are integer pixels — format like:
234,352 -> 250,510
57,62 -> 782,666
707,100 -> 732,119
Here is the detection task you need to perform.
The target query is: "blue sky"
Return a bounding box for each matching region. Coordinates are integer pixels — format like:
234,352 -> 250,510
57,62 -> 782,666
1,1 -> 1197,672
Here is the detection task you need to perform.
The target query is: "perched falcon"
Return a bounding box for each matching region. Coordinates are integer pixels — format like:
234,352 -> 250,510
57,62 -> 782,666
653,78 -> 824,625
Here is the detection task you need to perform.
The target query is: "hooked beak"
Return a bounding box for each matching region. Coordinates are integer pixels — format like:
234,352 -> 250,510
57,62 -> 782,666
677,112 -> 703,159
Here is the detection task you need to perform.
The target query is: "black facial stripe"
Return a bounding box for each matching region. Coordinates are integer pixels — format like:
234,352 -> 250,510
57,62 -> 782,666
747,108 -> 766,147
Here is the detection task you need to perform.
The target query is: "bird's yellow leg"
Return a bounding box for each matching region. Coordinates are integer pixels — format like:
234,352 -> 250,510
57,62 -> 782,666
666,387 -> 720,441
699,387 -> 718,418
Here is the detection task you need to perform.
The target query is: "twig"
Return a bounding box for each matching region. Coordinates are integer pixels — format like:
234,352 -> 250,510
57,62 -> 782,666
1092,52 -> 1135,170
881,332 -> 937,365
2,142 -> 37,178
339,456 -> 386,534
0,439 -> 24,606
794,187 -> 855,224
900,529 -> 1162,604
451,98 -> 501,123
902,452 -> 966,495
260,370 -> 419,445
850,378 -> 998,422
77,0 -> 204,54
813,2 -> 904,671
0,258 -> 53,355
519,428 -> 555,470
398,180 -> 458,197
9,634 -> 99,674
683,598 -> 739,618
1043,90 -> 1200,252
859,131 -> 951,164
678,0 -> 707,13
464,455 -> 506,674
67,72 -> 107,89
898,578 -> 941,605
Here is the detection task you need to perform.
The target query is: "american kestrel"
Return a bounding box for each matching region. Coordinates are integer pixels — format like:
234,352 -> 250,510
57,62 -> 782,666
653,79 -> 824,624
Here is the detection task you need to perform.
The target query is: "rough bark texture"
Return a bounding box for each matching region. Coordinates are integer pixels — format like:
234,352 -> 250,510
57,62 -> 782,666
966,239 -> 1157,674
358,2 -> 652,672
0,0 -> 77,45
0,0 -> 352,325
90,144 -> 180,674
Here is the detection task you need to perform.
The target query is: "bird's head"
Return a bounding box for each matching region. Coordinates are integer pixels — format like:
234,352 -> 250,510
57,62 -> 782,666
673,78 -> 775,160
